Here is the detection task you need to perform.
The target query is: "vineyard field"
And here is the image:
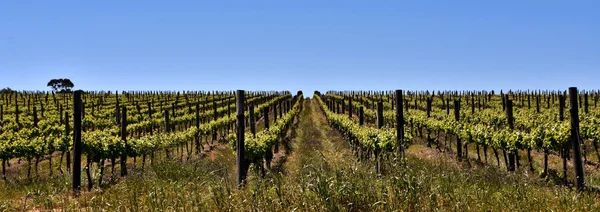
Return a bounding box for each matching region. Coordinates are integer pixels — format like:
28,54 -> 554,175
1,89 -> 600,211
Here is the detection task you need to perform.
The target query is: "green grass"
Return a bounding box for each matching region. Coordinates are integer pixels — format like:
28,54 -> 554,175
1,99 -> 599,211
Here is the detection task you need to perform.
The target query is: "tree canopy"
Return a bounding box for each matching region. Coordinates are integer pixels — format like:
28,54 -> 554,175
0,87 -> 15,94
47,78 -> 75,93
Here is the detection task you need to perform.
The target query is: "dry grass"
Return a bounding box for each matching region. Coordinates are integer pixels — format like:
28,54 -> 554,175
1,99 -> 600,211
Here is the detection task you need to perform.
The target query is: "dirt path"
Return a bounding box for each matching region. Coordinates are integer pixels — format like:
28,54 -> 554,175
281,98 -> 360,176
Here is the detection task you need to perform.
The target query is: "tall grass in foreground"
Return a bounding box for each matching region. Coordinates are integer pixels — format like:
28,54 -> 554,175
3,152 -> 597,211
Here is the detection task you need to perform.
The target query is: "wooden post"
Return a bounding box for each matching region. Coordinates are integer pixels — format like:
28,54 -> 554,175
376,101 -> 384,173
569,87 -> 585,192
348,98 -> 353,118
446,98 -> 450,115
120,106 -> 128,177
584,92 -> 589,113
264,106 -> 270,129
506,100 -> 515,171
278,101 -> 282,119
414,98 -> 417,110
536,95 -> 540,113
172,103 -> 176,119
228,99 -> 232,118
236,90 -> 246,186
72,90 -> 83,193
396,90 -> 404,158
15,98 -> 19,126
212,99 -> 217,141
359,106 -> 364,126
454,100 -> 462,161
273,102 -> 278,122
33,106 -> 38,127
559,95 -> 565,120
193,102 -> 200,153
377,102 -> 384,129
250,104 -> 256,136
426,97 -> 432,118
471,95 -> 475,114
65,112 -> 70,171
116,93 -> 120,124
341,98 -> 345,114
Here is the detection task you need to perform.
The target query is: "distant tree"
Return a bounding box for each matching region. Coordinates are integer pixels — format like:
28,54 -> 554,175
47,78 -> 75,93
0,87 -> 15,94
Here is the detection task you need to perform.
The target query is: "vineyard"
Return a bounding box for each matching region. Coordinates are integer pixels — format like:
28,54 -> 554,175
1,88 -> 600,210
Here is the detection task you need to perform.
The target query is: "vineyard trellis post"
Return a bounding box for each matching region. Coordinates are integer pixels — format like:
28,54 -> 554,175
471,94 -> 475,114
341,97 -> 345,114
536,95 -> 540,113
568,87 -> 585,192
212,98 -> 217,141
377,102 -> 384,129
396,90 -> 404,160
236,90 -> 246,186
192,102 -> 198,153
376,101 -> 383,173
116,92 -> 120,124
274,102 -> 278,122
264,106 -> 270,129
15,97 -> 19,126
65,111 -> 71,172
349,98 -> 353,119
250,104 -> 256,136
584,92 -> 589,113
426,97 -> 433,148
164,109 -> 171,157
120,106 -> 128,177
278,101 -> 283,119
454,100 -> 462,162
72,90 -> 83,194
359,106 -> 364,126
559,95 -> 565,121
426,97 -> 432,118
506,100 -> 516,171
446,98 -> 450,115
33,106 -> 38,127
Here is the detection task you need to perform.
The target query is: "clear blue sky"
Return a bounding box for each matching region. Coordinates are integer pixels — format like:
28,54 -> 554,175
1,0 -> 599,96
